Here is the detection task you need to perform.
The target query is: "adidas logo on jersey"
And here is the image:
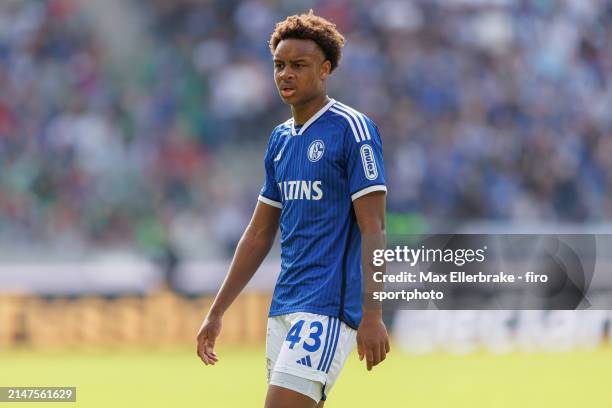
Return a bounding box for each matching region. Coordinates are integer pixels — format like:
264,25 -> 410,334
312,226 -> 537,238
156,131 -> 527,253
278,180 -> 323,201
296,355 -> 312,367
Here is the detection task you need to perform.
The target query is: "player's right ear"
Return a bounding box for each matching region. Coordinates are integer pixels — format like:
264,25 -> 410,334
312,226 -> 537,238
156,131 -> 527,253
320,60 -> 331,80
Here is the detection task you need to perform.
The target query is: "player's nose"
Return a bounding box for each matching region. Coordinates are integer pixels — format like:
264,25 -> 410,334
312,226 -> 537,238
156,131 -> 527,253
277,66 -> 295,81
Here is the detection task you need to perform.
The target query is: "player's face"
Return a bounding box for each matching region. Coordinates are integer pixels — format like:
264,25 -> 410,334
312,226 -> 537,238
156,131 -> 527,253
273,39 -> 331,107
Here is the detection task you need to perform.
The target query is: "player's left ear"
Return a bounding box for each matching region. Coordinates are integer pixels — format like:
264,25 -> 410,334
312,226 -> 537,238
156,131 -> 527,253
320,60 -> 331,80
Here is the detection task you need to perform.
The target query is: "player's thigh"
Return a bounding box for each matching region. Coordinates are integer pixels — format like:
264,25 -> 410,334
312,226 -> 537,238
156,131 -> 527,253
265,384 -> 318,408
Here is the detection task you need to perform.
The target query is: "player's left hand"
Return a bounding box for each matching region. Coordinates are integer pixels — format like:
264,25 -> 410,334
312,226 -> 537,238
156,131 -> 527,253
196,313 -> 222,366
356,312 -> 390,371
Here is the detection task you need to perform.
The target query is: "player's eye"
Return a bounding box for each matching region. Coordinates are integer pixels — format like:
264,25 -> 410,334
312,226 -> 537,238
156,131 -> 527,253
274,62 -> 284,69
293,63 -> 304,69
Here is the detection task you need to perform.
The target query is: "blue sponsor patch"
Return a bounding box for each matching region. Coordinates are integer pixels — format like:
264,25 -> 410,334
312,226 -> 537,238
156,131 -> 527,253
360,144 -> 378,180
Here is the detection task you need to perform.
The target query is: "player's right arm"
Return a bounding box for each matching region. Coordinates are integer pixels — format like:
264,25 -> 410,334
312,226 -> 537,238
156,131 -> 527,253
197,201 -> 280,365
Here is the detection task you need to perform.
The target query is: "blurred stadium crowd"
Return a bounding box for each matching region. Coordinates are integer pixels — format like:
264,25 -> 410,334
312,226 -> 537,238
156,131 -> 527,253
1,0 -> 611,258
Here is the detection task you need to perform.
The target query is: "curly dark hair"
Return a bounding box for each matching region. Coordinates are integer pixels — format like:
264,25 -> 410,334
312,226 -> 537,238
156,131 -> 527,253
269,10 -> 345,72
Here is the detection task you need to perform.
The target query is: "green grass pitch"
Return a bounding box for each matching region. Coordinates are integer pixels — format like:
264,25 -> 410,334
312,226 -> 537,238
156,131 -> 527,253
1,346 -> 611,407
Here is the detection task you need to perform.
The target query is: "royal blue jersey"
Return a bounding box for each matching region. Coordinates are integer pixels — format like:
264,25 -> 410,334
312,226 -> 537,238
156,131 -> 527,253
258,98 -> 386,329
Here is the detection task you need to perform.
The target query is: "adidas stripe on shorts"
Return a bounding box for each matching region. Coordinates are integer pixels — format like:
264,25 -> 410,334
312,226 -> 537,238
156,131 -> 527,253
266,312 -> 357,402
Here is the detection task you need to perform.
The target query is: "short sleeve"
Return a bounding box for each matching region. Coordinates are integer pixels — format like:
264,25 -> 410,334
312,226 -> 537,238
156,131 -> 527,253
345,119 -> 387,201
258,133 -> 282,208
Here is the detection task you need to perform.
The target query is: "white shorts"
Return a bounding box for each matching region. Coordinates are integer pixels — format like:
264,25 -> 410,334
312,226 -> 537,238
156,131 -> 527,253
266,312 -> 357,403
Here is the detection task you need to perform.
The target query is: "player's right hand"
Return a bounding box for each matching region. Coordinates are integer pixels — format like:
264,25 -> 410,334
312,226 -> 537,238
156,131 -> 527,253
196,314 -> 222,366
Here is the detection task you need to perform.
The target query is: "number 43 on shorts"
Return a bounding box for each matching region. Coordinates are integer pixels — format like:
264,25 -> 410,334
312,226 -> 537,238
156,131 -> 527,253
285,319 -> 323,352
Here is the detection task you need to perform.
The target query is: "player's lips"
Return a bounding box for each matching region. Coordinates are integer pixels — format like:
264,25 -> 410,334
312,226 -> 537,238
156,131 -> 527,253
279,85 -> 296,98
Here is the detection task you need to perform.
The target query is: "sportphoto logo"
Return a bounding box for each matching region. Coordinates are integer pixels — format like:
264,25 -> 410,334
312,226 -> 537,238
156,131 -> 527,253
361,234 -> 604,310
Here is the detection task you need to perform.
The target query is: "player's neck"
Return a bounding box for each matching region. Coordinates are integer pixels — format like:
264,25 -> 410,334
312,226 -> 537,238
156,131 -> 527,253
291,94 -> 330,126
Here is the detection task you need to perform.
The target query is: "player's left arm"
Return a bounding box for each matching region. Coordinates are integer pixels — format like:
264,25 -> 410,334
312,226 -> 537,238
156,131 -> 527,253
353,191 -> 390,371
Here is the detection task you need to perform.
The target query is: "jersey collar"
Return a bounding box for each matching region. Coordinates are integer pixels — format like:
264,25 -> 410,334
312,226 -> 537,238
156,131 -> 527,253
291,98 -> 336,136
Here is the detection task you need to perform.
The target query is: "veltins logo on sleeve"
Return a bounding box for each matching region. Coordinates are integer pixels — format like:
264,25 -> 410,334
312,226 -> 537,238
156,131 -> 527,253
360,144 -> 378,180
307,140 -> 325,162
